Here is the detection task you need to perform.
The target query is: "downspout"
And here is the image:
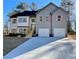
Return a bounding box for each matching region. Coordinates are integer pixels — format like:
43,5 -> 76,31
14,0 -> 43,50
50,12 -> 53,37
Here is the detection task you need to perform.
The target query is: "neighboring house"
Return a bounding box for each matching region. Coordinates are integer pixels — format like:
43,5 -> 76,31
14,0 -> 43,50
9,3 -> 68,37
9,11 -> 37,35
3,24 -> 8,35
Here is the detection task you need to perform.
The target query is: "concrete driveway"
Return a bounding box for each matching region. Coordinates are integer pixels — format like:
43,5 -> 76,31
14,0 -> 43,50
4,37 -> 62,59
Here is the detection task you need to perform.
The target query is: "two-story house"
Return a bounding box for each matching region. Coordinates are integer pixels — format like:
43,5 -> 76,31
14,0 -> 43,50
9,11 -> 37,35
9,3 -> 68,37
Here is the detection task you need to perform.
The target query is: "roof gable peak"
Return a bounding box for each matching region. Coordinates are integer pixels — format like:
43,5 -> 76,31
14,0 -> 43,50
36,2 -> 59,14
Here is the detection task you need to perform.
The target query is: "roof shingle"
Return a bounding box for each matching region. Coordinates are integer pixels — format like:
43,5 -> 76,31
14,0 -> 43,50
10,11 -> 37,18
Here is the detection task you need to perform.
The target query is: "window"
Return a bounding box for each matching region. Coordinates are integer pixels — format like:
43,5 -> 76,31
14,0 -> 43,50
58,16 -> 61,18
18,17 -> 27,23
19,29 -> 23,33
32,19 -> 35,22
24,29 -> 26,33
23,18 -> 27,22
18,18 -> 23,22
46,16 -> 48,21
19,28 -> 26,34
40,16 -> 42,21
12,29 -> 16,33
12,19 -> 16,23
57,16 -> 61,21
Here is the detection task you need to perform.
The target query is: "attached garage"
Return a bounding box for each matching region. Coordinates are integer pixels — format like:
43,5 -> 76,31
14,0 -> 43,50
53,28 -> 66,37
38,28 -> 49,37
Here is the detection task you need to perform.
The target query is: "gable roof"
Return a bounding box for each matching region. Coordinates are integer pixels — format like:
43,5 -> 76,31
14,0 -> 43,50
10,11 -> 37,18
51,7 -> 69,15
10,2 -> 68,18
36,3 -> 59,14
36,2 -> 68,14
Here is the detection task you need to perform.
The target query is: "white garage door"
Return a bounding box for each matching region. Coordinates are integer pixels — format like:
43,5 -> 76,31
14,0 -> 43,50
54,28 -> 66,37
38,28 -> 49,37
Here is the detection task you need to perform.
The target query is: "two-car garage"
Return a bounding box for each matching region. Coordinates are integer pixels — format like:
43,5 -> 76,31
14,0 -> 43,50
38,28 -> 66,37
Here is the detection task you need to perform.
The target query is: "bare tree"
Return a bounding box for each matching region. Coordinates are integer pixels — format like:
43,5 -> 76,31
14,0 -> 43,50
61,0 -> 74,32
16,2 -> 29,12
30,2 -> 37,11
7,10 -> 19,16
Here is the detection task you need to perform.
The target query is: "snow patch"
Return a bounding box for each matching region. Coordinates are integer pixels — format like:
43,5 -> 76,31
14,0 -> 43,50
14,38 -> 76,59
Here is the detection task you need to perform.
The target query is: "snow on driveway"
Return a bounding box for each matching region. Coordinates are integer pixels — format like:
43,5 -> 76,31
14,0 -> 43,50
4,37 -> 62,59
14,39 -> 76,59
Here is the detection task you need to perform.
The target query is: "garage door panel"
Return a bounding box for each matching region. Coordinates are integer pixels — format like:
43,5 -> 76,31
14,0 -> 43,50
38,29 -> 49,37
54,28 -> 65,37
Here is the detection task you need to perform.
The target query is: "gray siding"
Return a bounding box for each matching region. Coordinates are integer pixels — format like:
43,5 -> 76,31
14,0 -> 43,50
52,9 -> 67,34
36,4 -> 67,35
36,4 -> 57,34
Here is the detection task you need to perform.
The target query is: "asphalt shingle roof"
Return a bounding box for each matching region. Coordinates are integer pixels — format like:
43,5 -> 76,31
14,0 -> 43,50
10,11 -> 37,18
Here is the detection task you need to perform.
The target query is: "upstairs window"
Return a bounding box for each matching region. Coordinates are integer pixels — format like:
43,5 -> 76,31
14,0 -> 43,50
57,16 -> 61,21
19,18 -> 23,22
23,18 -> 27,22
46,16 -> 48,21
18,17 -> 27,23
32,19 -> 35,22
40,16 -> 42,21
12,19 -> 16,23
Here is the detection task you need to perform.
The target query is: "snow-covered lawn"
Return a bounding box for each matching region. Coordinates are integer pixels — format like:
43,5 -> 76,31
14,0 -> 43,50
14,38 -> 75,59
4,37 -> 62,59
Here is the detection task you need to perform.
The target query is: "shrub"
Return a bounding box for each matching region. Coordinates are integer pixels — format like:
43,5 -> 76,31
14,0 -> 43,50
68,31 -> 76,35
9,33 -> 26,37
9,33 -> 17,36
